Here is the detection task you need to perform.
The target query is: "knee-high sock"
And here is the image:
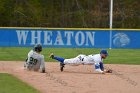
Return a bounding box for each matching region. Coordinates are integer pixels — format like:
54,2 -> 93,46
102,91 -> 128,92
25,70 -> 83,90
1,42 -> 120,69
53,56 -> 65,63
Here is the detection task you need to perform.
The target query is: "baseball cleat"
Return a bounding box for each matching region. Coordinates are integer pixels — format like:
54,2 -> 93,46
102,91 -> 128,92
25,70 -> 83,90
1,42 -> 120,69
49,53 -> 54,59
60,63 -> 65,72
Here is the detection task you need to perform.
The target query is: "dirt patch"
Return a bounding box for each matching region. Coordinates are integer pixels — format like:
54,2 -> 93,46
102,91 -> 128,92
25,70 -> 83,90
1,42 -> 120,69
0,61 -> 140,93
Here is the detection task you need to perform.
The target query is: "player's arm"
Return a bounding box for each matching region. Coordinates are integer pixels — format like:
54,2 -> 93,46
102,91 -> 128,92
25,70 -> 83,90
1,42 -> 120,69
94,62 -> 105,74
94,62 -> 113,74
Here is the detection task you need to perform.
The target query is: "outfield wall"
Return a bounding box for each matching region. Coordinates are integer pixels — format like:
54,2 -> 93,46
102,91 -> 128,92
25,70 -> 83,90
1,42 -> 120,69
0,27 -> 140,48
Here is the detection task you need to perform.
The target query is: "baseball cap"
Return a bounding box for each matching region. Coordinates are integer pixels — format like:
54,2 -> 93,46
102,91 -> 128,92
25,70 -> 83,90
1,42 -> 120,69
100,49 -> 108,56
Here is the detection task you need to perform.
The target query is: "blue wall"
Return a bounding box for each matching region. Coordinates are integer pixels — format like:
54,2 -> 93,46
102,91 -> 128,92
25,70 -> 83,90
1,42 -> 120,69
0,28 -> 140,48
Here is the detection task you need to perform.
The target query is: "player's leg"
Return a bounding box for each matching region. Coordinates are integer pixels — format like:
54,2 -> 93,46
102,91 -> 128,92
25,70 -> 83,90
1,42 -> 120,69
24,62 -> 33,71
49,53 -> 82,71
53,56 -> 65,71
64,58 -> 81,66
49,53 -> 65,63
24,58 -> 28,68
49,53 -> 65,71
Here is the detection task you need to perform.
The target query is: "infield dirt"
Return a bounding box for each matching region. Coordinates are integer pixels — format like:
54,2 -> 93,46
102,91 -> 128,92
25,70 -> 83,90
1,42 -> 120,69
0,61 -> 140,93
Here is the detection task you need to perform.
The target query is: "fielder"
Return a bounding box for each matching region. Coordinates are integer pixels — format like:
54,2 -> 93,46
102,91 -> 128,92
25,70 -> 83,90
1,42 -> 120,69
49,49 -> 112,74
24,44 -> 46,73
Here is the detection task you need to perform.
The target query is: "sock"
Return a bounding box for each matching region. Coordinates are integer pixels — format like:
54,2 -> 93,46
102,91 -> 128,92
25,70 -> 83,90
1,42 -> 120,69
53,56 -> 65,63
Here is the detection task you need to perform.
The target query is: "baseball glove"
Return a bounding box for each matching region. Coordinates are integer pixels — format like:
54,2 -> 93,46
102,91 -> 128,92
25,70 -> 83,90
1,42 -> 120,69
106,69 -> 113,73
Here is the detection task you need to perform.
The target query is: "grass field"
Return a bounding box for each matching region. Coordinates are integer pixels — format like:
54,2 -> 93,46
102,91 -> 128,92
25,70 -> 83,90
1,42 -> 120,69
0,73 -> 40,93
0,47 -> 140,65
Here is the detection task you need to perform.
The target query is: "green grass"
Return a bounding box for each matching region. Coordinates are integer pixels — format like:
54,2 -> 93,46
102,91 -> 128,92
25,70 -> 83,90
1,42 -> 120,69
0,73 -> 40,93
0,47 -> 140,65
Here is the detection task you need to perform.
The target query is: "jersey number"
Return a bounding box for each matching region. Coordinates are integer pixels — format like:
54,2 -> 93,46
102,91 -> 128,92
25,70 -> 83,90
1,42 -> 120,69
29,57 -> 38,65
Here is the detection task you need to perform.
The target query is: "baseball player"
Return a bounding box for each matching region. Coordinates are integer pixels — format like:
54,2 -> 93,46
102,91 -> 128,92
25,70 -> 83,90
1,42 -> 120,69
49,49 -> 112,74
24,44 -> 45,73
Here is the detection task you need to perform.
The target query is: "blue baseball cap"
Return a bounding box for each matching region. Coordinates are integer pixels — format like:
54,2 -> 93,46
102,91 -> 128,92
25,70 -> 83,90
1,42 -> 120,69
100,49 -> 108,56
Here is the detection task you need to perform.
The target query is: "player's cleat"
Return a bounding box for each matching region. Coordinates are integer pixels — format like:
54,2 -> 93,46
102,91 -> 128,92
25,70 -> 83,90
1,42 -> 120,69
60,63 -> 65,72
49,53 -> 54,59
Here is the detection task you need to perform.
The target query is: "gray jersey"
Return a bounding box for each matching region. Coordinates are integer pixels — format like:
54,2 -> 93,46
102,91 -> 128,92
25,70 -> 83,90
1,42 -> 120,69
25,50 -> 45,72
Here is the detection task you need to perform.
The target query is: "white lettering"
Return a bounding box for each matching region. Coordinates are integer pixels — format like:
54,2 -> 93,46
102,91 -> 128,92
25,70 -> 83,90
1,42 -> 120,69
54,31 -> 64,45
31,31 -> 41,45
85,32 -> 95,46
44,31 -> 52,45
75,31 -> 85,46
65,31 -> 73,45
16,30 -> 95,47
16,30 -> 29,45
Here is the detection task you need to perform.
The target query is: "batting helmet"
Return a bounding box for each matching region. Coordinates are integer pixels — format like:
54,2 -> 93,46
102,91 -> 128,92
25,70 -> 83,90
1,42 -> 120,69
33,44 -> 42,52
100,49 -> 108,56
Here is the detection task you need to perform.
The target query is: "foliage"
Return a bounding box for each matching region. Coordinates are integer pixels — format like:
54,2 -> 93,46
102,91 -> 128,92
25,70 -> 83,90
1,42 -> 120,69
0,0 -> 139,28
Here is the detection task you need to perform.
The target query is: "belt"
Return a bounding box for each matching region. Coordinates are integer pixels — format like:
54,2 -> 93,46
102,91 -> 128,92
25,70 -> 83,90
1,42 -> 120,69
81,58 -> 84,61
78,56 -> 84,61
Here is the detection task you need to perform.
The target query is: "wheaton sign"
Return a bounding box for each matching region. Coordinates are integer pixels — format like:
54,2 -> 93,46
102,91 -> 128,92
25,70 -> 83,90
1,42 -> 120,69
0,28 -> 139,48
16,30 -> 95,47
